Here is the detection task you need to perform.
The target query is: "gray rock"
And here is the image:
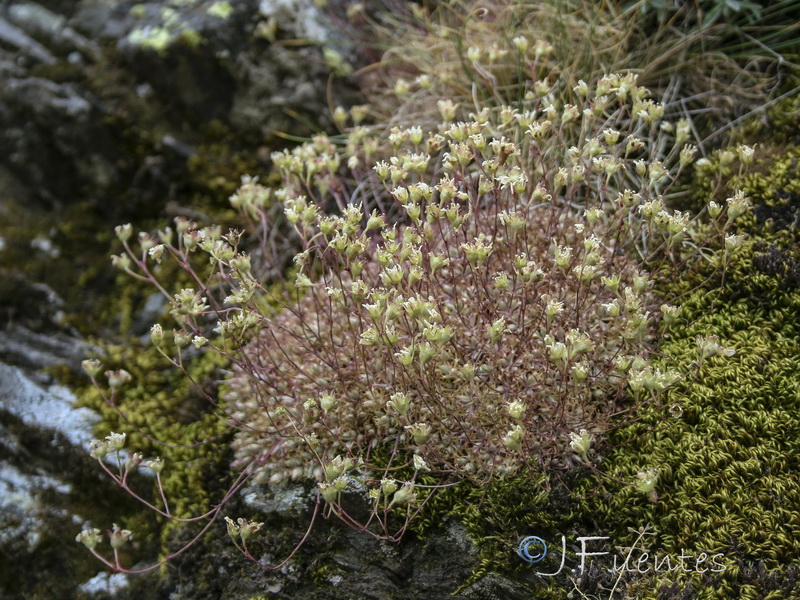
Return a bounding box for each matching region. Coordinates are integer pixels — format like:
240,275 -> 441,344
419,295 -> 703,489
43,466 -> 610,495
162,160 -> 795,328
0,462 -> 73,554
229,43 -> 334,140
242,483 -> 312,517
7,2 -> 100,58
69,0 -> 131,40
0,356 -> 99,449
0,15 -> 56,63
0,75 -> 119,204
0,0 -> 358,210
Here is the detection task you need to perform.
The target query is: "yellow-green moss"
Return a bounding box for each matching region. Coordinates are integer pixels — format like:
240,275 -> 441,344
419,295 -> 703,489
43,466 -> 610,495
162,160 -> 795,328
732,83 -> 800,147
578,150 -> 800,598
79,339 -> 231,548
188,120 -> 269,202
207,1 -> 233,20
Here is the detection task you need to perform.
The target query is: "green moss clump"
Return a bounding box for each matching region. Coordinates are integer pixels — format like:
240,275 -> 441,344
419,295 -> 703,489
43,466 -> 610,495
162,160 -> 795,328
580,151 -> 800,598
79,339 -> 231,548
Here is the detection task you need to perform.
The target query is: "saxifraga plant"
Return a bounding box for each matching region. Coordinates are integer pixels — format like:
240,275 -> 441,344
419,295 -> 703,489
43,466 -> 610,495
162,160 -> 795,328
75,58 -> 754,573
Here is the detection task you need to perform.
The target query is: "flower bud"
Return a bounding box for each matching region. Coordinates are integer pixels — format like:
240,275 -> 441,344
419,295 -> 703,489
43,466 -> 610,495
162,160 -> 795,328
319,482 -> 338,504
553,245 -> 572,270
381,478 -> 398,496
507,400 -> 526,420
549,342 -> 568,363
569,428 -> 593,462
726,191 -> 751,223
696,335 -> 735,359
390,484 -> 417,506
150,324 -> 164,346
125,452 -> 143,473
387,392 -> 411,416
602,274 -> 621,293
82,359 -> 103,379
158,227 -> 173,245
148,244 -> 165,264
561,104 -> 580,124
111,254 -> 132,271
437,99 -> 456,122
679,144 -> 697,168
725,233 -> 744,252
105,369 -> 132,388
625,136 -> 644,156
333,105 -> 347,127
237,518 -> 263,542
146,457 -> 165,474
571,362 -> 589,382
89,439 -> 110,460
174,329 -> 192,348
105,432 -> 126,450
602,128 -> 620,145
418,342 -> 435,365
115,224 -> 133,243
660,304 -> 680,326
76,528 -> 102,550
719,149 -> 735,166
602,301 -> 620,318
502,425 -> 524,451
737,144 -> 755,164
138,232 -> 155,253
406,422 -> 430,445
319,393 -> 338,413
635,468 -> 659,502
413,455 -> 430,472
225,516 -> 240,540
109,523 -> 133,550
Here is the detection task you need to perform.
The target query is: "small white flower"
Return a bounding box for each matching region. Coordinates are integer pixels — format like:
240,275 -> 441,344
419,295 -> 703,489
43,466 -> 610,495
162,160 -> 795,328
413,455 -> 430,472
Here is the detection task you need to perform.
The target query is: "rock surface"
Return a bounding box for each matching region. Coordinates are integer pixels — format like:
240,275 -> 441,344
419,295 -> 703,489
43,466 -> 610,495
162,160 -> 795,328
0,0 -> 358,213
0,1 -> 362,598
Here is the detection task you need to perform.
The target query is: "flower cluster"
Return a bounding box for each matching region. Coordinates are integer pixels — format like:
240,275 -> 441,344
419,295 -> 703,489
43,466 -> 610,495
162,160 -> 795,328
221,71 -> 719,496
87,40 -> 753,556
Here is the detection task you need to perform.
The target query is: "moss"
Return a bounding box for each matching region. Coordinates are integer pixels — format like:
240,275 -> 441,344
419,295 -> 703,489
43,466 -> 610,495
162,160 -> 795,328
207,1 -> 233,20
179,28 -> 204,50
309,563 -> 346,585
738,147 -> 800,240
130,4 -> 148,19
78,339 -> 231,550
687,83 -> 800,218
577,150 -> 800,598
187,120 -> 269,203
29,59 -> 88,84
129,26 -> 175,55
732,81 -> 800,147
0,198 -> 119,332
